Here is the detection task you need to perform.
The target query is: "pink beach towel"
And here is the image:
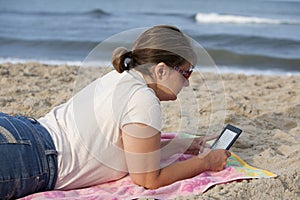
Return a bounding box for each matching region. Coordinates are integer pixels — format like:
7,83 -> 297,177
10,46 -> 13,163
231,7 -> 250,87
21,133 -> 276,200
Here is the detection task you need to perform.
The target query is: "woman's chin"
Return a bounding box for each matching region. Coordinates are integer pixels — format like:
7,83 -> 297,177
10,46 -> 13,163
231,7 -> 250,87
155,87 -> 178,101
160,93 -> 177,101
169,95 -> 177,101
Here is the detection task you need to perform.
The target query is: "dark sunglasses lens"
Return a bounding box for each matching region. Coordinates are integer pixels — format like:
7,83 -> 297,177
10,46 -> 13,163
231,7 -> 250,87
185,71 -> 192,79
185,69 -> 193,79
174,66 -> 193,80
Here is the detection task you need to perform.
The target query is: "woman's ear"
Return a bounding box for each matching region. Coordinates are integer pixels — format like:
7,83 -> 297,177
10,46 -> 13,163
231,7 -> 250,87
153,62 -> 169,81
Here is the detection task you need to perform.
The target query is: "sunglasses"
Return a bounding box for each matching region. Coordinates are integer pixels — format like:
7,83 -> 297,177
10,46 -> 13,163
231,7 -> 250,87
173,66 -> 194,80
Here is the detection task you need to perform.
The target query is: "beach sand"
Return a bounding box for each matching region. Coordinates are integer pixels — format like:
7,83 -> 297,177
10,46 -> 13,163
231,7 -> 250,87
0,62 -> 299,199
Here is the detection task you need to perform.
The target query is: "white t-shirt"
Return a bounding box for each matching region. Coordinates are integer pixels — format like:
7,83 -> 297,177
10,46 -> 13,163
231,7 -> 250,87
38,69 -> 162,190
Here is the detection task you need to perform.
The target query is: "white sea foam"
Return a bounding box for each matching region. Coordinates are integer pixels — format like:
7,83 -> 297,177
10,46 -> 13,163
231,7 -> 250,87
1,57 -> 299,76
198,65 -> 300,76
195,13 -> 298,25
0,57 -> 83,66
0,57 -> 113,68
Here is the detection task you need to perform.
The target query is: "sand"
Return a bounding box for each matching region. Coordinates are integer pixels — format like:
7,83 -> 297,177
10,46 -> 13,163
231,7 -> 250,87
0,62 -> 299,199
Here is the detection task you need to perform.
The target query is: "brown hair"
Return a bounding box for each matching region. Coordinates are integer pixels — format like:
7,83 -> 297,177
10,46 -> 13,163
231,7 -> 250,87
112,25 -> 197,74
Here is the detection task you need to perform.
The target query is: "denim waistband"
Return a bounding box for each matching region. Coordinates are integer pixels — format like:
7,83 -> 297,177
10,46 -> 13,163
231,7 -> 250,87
16,115 -> 57,155
14,114 -> 58,190
0,112 -> 58,194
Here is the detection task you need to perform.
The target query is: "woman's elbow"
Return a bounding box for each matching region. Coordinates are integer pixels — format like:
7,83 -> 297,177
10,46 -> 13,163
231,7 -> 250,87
130,175 -> 161,190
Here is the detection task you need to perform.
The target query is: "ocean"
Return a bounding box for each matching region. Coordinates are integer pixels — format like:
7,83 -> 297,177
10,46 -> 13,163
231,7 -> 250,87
0,0 -> 300,75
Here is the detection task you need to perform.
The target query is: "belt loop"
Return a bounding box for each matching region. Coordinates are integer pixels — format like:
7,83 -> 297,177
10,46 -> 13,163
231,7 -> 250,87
26,117 -> 39,124
14,114 -> 39,124
45,149 -> 58,156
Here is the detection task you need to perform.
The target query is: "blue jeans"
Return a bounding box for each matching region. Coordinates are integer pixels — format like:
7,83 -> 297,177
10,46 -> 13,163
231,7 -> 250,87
0,112 -> 58,199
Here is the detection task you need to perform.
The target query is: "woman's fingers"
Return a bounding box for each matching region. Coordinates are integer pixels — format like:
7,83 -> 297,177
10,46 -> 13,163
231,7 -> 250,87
201,134 -> 219,141
225,150 -> 231,157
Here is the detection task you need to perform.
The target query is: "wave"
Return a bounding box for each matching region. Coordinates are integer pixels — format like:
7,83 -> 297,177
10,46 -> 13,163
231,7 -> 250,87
206,48 -> 300,71
1,36 -> 299,72
270,0 -> 300,4
0,57 -> 83,66
195,13 -> 300,25
0,8 -> 109,18
139,11 -> 191,18
1,56 -> 299,76
193,33 -> 300,59
0,36 -> 131,61
0,36 -> 99,50
85,9 -> 110,17
196,33 -> 300,45
0,36 -> 98,61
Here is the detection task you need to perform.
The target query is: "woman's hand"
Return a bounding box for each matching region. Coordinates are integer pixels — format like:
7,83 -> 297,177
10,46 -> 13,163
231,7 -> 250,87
183,135 -> 231,171
184,134 -> 219,155
200,149 -> 231,171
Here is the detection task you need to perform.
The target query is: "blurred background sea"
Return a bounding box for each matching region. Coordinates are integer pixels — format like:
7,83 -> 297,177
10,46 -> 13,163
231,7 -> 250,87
0,0 -> 300,75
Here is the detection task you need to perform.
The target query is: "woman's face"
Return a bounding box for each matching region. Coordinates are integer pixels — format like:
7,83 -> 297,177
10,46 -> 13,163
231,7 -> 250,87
152,62 -> 192,101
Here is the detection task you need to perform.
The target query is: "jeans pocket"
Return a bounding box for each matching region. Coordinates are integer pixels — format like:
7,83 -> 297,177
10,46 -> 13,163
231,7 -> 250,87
0,125 -> 31,145
0,140 -> 31,145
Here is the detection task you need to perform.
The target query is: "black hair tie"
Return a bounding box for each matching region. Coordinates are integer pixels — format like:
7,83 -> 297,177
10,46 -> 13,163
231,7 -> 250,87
123,51 -> 132,71
124,58 -> 130,70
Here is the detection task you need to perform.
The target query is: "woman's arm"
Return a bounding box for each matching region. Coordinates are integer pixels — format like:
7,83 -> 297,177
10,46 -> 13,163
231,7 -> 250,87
122,123 -> 230,189
160,134 -> 218,156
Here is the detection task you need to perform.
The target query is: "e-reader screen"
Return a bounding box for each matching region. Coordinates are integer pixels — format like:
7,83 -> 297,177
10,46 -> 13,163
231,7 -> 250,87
211,124 -> 242,150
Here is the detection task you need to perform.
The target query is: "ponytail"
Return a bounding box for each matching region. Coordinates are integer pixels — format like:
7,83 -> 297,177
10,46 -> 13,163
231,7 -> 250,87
111,47 -> 132,73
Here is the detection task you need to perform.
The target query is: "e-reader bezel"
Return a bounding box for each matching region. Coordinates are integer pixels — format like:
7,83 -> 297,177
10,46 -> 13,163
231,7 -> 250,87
211,124 -> 243,150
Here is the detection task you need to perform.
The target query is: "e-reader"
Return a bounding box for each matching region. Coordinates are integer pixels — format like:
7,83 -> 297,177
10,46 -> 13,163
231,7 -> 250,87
211,124 -> 243,150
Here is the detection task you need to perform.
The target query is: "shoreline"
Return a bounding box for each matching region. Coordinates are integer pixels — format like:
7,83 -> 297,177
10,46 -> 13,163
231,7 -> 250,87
1,59 -> 300,76
1,62 -> 299,199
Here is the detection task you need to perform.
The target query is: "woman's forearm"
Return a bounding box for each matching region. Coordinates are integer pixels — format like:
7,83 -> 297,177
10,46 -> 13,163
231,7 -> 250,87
122,125 -> 230,190
134,149 -> 230,189
142,156 -> 209,189
160,138 -> 195,160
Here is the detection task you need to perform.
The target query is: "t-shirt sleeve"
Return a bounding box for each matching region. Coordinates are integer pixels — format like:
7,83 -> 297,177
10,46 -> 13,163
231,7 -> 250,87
121,88 -> 162,132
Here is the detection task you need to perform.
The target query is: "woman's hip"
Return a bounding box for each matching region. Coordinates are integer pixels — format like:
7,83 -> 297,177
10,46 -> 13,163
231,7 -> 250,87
0,112 -> 58,199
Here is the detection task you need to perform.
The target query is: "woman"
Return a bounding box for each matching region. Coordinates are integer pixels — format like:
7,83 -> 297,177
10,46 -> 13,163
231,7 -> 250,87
0,25 -> 230,199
